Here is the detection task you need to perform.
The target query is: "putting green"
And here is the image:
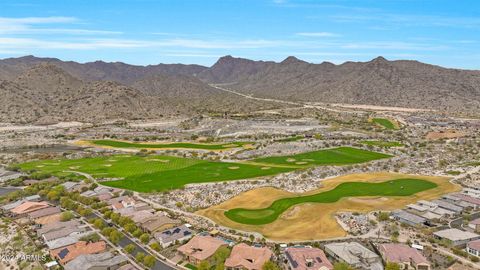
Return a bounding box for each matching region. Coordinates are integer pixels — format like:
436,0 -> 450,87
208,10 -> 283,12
89,139 -> 251,150
224,178 -> 437,225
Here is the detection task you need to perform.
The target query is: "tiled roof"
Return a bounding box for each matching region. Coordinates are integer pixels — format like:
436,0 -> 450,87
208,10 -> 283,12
225,243 -> 273,270
51,241 -> 106,264
177,235 -> 227,261
285,247 -> 333,270
11,201 -> 49,214
379,244 -> 429,266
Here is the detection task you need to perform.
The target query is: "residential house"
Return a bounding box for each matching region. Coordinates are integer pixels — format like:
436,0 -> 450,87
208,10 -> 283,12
28,206 -> 61,220
391,210 -> 427,227
225,243 -> 273,270
433,228 -> 480,246
285,247 -> 333,270
468,218 -> 480,233
467,239 -> 480,257
64,252 -> 128,270
177,235 -> 228,265
37,220 -> 82,236
11,201 -> 49,217
139,213 -> 180,233
154,225 -> 193,248
324,242 -> 383,270
378,243 -> 430,270
50,241 -> 106,265
42,225 -> 86,242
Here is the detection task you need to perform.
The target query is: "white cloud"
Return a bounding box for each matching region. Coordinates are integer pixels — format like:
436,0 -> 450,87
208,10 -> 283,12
0,16 -> 120,35
296,32 -> 339,37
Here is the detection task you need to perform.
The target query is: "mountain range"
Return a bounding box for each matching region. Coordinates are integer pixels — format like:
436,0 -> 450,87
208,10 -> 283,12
1,55 -> 479,123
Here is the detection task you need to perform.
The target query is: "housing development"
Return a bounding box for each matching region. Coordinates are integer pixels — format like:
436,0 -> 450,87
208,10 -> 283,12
1,1 -> 480,270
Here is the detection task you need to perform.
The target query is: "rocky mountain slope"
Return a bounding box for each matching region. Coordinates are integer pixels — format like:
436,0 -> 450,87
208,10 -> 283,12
0,60 -> 284,123
1,54 -> 479,123
198,56 -> 480,113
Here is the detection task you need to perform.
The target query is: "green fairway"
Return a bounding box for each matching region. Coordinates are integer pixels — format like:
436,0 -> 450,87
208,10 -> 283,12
17,147 -> 391,193
372,118 -> 397,129
252,147 -> 391,167
17,155 -> 294,193
90,139 -> 251,150
224,178 -> 437,225
360,140 -> 404,148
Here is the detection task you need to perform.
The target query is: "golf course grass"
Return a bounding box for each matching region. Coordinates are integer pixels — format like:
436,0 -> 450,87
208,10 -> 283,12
90,139 -> 251,150
17,147 -> 391,193
252,146 -> 391,167
360,140 -> 404,148
372,118 -> 398,129
224,178 -> 437,225
17,155 -> 294,192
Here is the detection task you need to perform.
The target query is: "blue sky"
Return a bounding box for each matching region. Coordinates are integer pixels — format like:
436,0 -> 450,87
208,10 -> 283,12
0,0 -> 479,69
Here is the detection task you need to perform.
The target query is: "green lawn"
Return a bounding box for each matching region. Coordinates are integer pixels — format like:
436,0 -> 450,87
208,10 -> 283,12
360,140 -> 404,148
91,139 -> 251,150
224,178 -> 438,225
372,118 -> 398,129
252,147 -> 391,167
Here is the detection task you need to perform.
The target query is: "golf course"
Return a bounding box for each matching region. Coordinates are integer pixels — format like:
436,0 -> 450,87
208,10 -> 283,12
252,146 -> 391,167
198,172 -> 460,241
17,146 -> 391,193
371,118 -> 399,129
87,139 -> 252,150
224,178 -> 437,225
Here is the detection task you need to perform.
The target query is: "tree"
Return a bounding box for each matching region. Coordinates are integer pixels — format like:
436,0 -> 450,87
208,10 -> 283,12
109,230 -> 122,244
124,244 -> 136,254
132,228 -> 143,238
385,262 -> 401,270
378,211 -> 390,222
60,211 -> 74,221
150,242 -> 161,252
198,261 -> 210,270
135,252 -> 145,263
46,190 -> 60,201
143,255 -> 156,268
262,261 -> 280,270
333,262 -> 354,270
124,223 -> 137,234
139,233 -> 150,244
93,218 -> 105,229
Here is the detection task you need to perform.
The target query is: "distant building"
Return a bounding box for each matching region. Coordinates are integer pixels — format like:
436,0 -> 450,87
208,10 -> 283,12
462,188 -> 480,199
64,252 -> 128,270
177,235 -> 228,265
224,243 -> 273,270
378,243 -> 430,270
285,247 -> 333,270
50,241 -> 106,265
154,224 -> 193,248
467,239 -> 480,257
391,210 -> 427,226
11,201 -> 49,217
324,242 -> 383,270
468,218 -> 480,233
433,228 -> 480,246
139,213 -> 180,233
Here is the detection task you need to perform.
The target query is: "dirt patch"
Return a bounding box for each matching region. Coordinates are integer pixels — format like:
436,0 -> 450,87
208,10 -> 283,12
228,166 -> 240,170
426,130 -> 465,140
